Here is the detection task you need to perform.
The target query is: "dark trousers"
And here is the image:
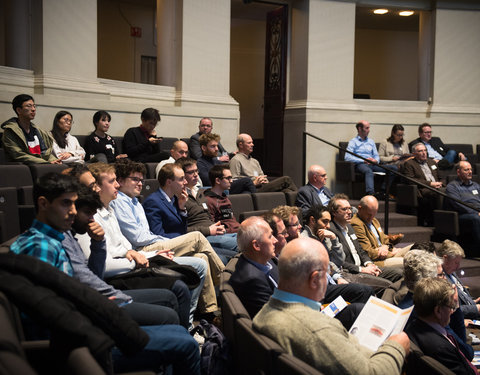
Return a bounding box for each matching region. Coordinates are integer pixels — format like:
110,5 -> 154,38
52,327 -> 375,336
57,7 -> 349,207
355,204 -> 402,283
256,176 -> 298,193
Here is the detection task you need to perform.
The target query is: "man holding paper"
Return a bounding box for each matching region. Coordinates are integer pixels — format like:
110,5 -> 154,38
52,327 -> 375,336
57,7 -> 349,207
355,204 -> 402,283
253,237 -> 409,374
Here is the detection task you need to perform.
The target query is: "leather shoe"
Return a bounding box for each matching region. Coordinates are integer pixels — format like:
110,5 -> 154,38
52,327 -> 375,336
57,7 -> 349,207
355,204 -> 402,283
387,233 -> 404,245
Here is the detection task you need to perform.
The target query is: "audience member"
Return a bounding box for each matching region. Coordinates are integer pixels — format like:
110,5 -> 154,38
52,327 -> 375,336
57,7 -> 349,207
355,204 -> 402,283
253,237 -> 409,375
263,212 -> 289,257
328,194 -> 403,291
84,110 -> 127,163
403,142 -> 445,226
8,172 -> 200,373
408,123 -> 466,166
63,164 -> 100,192
230,133 -> 297,192
176,157 -> 238,264
197,133 -> 255,194
155,140 -> 189,178
351,195 -> 411,267
203,164 -> 240,233
271,205 -> 302,240
65,183 -> 184,326
345,120 -> 389,196
229,216 -> 279,318
445,161 -> 480,248
437,240 -> 480,320
123,107 -> 168,163
407,278 -> 477,375
189,117 -> 230,161
99,161 -> 220,322
51,110 -> 86,164
295,164 -> 333,217
2,94 -> 59,164
378,124 -> 412,166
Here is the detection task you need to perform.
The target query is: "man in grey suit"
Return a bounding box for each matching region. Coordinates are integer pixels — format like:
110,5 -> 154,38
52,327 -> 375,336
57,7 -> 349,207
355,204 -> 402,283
295,165 -> 333,217
328,194 -> 403,292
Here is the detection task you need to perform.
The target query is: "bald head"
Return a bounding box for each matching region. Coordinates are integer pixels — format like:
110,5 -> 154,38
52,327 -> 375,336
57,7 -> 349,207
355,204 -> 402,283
278,238 -> 329,301
357,195 -> 378,225
456,161 -> 472,183
236,133 -> 254,155
171,140 -> 188,160
307,165 -> 327,188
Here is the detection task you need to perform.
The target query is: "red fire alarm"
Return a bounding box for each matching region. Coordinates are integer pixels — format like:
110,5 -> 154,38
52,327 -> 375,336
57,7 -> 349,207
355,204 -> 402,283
130,27 -> 142,38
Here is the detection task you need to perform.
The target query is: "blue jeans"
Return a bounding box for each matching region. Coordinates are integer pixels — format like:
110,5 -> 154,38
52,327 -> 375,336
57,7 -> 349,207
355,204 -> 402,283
112,324 -> 200,374
173,256 -> 207,328
207,233 -> 238,265
355,163 -> 395,194
443,149 -> 457,163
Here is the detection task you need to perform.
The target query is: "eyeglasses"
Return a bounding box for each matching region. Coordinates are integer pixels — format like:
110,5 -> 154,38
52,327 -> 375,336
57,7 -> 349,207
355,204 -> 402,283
287,221 -> 301,227
222,176 -> 233,181
422,131 -> 432,134
339,207 -> 352,212
62,118 -> 74,124
185,169 -> 199,175
127,176 -> 144,184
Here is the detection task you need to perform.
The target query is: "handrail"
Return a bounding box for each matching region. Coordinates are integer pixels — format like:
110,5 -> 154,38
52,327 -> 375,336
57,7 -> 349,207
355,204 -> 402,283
303,131 -> 479,233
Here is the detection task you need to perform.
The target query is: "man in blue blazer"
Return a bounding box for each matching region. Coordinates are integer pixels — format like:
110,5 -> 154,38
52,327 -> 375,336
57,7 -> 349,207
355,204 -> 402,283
144,163 -> 188,238
295,165 -> 333,217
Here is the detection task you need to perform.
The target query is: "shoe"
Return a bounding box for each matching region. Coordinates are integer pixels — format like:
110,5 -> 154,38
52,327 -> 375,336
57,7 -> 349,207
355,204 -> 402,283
388,233 -> 404,245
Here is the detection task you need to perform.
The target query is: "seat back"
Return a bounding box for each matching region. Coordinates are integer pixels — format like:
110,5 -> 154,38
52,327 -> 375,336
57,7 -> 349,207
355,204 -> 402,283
284,191 -> 298,206
141,179 -> 159,201
144,162 -> 159,179
338,142 -> 349,161
445,143 -> 473,156
0,188 -> 20,242
159,137 -> 179,153
404,341 -> 455,375
28,164 -> 69,183
0,164 -> 34,204
112,136 -> 123,154
252,192 -> 286,211
228,194 -> 254,221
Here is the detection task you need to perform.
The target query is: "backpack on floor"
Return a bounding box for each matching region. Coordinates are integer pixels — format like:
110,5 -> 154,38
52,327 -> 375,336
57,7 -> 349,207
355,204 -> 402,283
195,319 -> 232,375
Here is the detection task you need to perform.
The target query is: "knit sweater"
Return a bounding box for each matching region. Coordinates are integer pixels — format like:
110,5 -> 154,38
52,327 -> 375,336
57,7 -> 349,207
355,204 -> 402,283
253,298 -> 405,375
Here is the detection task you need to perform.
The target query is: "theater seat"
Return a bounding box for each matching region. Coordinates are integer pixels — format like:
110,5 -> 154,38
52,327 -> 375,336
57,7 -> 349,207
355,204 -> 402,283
276,353 -> 324,375
28,164 -> 69,183
0,164 -> 34,205
228,194 -> 254,222
252,192 -> 286,211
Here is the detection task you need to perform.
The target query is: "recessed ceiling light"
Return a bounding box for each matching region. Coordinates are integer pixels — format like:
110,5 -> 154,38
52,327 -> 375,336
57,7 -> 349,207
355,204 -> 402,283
399,10 -> 414,16
373,9 -> 389,15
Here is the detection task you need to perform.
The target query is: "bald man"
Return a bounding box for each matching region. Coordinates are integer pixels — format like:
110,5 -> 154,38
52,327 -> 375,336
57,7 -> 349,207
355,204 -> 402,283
229,133 -> 297,193
253,237 -> 409,375
295,165 -> 333,217
351,195 -> 411,267
155,140 -> 189,178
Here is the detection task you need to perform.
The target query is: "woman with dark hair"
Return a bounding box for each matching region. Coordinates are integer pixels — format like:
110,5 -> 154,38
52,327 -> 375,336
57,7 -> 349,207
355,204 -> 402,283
84,110 -> 128,163
51,110 -> 86,164
378,124 -> 412,165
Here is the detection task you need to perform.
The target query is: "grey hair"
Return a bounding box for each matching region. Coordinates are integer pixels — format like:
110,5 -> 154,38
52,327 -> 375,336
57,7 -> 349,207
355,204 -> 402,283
436,239 -> 465,259
278,245 -> 327,290
237,216 -> 268,252
412,142 -> 426,152
404,250 -> 443,292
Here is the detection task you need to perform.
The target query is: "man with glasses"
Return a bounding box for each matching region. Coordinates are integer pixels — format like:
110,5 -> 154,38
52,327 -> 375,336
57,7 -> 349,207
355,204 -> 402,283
175,157 -> 238,264
295,164 -> 333,217
328,194 -> 402,293
189,117 -> 230,161
408,123 -> 466,166
406,278 -> 477,375
263,212 -> 289,257
271,205 -> 303,241
203,164 -> 240,233
2,94 -> 59,164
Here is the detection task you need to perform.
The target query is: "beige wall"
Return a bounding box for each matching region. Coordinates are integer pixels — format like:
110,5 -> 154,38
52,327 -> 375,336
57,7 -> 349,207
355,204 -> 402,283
230,18 -> 266,138
354,28 -> 419,100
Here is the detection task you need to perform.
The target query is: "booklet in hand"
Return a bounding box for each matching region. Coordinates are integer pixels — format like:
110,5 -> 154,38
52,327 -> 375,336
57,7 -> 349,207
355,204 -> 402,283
348,296 -> 413,351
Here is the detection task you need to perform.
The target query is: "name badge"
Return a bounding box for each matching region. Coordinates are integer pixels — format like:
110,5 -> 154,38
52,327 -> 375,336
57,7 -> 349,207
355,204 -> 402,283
350,233 -> 357,240
431,165 -> 437,170
377,227 -> 383,233
202,203 -> 208,210
473,190 -> 479,195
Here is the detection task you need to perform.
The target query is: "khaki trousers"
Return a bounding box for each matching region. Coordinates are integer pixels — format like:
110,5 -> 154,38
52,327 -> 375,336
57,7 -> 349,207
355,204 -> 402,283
141,231 -> 225,313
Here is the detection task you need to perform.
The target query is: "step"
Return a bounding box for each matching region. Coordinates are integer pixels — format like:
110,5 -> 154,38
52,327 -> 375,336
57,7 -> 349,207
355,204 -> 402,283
388,226 -> 433,244
376,212 -> 418,228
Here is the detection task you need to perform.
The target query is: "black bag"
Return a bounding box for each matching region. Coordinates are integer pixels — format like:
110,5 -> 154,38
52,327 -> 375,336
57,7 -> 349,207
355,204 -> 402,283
106,255 -> 200,291
195,319 -> 232,375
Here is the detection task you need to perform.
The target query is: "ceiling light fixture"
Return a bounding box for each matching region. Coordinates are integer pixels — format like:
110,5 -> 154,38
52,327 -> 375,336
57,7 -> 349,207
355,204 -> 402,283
399,10 -> 414,16
373,9 -> 389,15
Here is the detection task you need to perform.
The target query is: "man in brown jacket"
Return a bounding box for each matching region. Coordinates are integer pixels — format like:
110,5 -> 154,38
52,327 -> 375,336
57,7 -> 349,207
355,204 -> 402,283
351,195 -> 411,267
